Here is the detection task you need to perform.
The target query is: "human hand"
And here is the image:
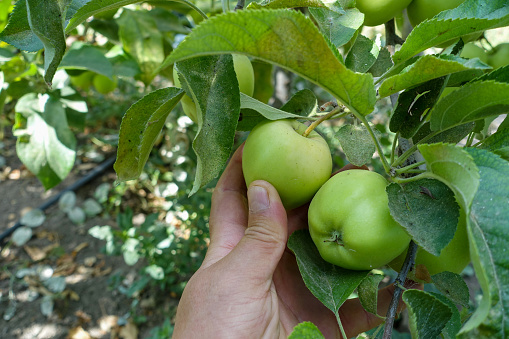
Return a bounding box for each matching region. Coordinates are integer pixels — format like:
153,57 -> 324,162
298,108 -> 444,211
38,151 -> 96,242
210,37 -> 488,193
173,145 -> 417,338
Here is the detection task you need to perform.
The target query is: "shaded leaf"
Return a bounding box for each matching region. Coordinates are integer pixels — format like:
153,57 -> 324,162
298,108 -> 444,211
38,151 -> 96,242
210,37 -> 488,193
357,273 -> 385,317
479,128 -> 509,161
336,124 -> 376,166
368,47 -> 393,77
386,179 -> 459,256
430,81 -> 509,132
458,148 -> 509,337
0,0 -> 44,52
403,289 -> 452,339
345,34 -> 379,73
417,143 -> 479,210
280,89 -> 317,116
114,88 -> 184,182
59,43 -> 113,77
176,55 -> 241,195
287,230 -> 369,314
26,0 -> 67,85
309,5 -> 364,49
390,77 -> 446,138
248,0 -> 327,10
432,271 -> 470,308
431,292 -> 463,339
117,9 -> 164,85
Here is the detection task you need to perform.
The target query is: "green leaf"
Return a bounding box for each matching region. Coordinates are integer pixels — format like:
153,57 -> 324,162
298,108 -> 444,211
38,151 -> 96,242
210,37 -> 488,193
335,124 -> 376,166
242,94 -> 309,119
430,81 -> 509,132
357,273 -> 385,317
387,179 -> 459,256
287,230 -> 370,314
403,289 -> 452,339
237,92 -> 314,131
0,0 -> 89,51
418,143 -> 479,210
431,271 -> 470,308
479,128 -> 509,161
0,0 -> 43,52
345,34 -> 379,73
393,0 -> 509,64
117,9 -> 164,85
379,55 -> 490,98
280,89 -> 317,116
288,322 -> 325,339
114,88 -> 184,182
413,122 -> 474,145
247,0 -> 327,10
308,6 -> 364,49
473,65 -> 509,84
14,94 -> 77,189
368,47 -> 393,78
458,148 -> 509,337
177,55 -> 241,195
160,10 -> 376,115
390,77 -> 446,138
430,292 -> 463,339
66,0 -> 132,32
26,0 -> 66,85
59,43 -> 113,77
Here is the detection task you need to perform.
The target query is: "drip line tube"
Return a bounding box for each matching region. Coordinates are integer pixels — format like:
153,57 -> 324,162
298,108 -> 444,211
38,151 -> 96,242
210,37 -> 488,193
0,155 -> 116,249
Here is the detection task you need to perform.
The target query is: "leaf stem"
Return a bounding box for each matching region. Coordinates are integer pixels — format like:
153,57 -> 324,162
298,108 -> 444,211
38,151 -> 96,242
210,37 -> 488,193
390,132 -> 399,165
353,113 -> 391,174
382,241 -> 418,339
335,311 -> 348,339
392,171 -> 433,184
391,129 -> 440,168
394,161 -> 426,175
302,106 -> 345,137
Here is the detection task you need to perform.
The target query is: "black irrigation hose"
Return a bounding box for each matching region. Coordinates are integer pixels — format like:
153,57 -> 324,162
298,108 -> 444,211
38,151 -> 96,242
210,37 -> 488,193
0,155 -> 116,249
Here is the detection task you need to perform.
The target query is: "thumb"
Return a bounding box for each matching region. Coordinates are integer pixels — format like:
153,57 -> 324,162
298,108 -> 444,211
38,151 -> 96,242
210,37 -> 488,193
229,180 -> 288,280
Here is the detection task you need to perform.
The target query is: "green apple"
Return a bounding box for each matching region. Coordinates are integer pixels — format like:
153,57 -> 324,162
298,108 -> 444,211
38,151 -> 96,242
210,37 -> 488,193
407,0 -> 465,27
70,71 -> 95,91
390,207 -> 470,275
309,170 -> 411,270
242,119 -> 332,210
173,54 -> 255,123
488,43 -> 509,69
356,0 -> 413,27
92,74 -> 117,94
461,43 -> 489,64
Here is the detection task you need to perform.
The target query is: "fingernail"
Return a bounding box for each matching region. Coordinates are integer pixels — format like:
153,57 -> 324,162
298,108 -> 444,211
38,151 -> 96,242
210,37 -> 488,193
248,185 -> 270,213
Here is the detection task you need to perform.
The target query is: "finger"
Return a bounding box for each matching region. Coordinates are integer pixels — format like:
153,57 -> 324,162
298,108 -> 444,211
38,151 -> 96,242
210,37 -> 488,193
206,145 -> 249,264
341,280 -> 423,338
226,180 -> 288,282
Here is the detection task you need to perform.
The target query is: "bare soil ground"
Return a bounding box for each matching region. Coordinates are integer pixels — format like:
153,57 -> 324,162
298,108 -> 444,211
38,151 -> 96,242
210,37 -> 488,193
0,136 -> 174,339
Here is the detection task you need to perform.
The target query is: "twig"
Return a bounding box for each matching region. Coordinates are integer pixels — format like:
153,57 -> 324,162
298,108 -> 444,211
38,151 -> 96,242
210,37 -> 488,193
382,241 -> 418,339
234,0 -> 245,10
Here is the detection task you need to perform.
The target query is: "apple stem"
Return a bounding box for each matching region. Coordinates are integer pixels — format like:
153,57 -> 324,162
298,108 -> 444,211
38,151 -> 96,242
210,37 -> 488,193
382,241 -> 418,339
302,106 -> 345,137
